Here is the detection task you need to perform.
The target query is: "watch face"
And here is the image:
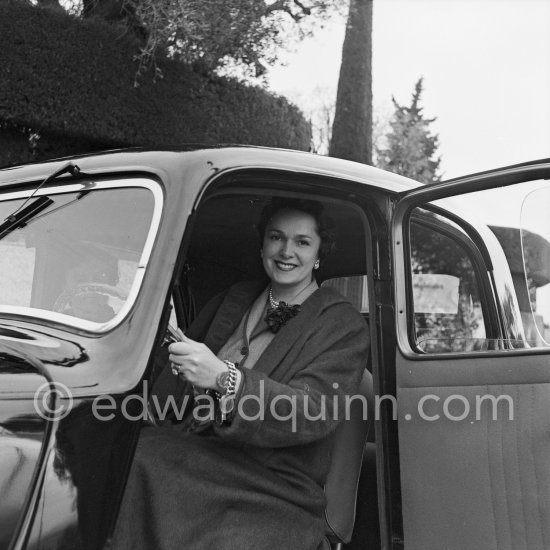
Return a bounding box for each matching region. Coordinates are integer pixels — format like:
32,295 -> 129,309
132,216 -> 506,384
216,371 -> 230,393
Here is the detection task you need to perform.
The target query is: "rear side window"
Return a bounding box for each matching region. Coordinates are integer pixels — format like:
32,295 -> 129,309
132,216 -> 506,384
409,211 -> 487,352
323,275 -> 369,313
0,179 -> 161,331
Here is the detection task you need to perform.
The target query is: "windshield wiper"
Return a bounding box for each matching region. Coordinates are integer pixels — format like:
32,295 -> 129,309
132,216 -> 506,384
0,162 -> 81,241
0,196 -> 53,240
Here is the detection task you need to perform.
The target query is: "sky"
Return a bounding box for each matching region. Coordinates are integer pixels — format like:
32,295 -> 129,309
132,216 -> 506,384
266,0 -> 550,180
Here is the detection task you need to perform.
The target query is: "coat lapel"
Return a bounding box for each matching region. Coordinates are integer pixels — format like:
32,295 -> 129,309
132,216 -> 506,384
203,282 -> 346,381
203,280 -> 265,354
254,287 -> 343,380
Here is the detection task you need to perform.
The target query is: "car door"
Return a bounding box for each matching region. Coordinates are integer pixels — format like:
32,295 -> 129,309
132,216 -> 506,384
392,161 -> 550,550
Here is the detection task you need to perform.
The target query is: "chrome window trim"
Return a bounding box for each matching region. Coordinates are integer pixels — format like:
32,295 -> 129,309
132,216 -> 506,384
0,177 -> 163,333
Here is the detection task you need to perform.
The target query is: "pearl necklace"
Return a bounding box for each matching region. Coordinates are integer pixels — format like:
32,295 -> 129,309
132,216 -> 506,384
268,287 -> 279,309
268,281 -> 317,309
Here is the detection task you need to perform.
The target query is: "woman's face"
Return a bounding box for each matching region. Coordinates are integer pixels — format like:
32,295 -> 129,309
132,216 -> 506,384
261,209 -> 322,293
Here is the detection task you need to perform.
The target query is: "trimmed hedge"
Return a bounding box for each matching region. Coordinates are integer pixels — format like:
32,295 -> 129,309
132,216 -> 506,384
0,1 -> 311,164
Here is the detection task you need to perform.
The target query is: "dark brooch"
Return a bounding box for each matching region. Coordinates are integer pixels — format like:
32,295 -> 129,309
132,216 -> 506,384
264,302 -> 301,333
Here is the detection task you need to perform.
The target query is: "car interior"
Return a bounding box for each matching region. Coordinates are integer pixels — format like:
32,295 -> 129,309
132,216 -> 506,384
162,180 -> 381,549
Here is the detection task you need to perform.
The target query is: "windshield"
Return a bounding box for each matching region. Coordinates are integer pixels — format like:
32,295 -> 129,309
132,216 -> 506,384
0,180 -> 160,331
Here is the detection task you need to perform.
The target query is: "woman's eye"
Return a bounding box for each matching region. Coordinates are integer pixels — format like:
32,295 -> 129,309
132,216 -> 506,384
269,234 -> 281,241
298,240 -> 310,246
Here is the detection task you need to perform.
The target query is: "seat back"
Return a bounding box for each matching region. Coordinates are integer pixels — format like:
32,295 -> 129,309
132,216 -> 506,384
324,369 -> 374,544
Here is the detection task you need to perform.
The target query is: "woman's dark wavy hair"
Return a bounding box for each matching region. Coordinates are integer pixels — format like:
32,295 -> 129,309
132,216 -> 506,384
257,198 -> 336,261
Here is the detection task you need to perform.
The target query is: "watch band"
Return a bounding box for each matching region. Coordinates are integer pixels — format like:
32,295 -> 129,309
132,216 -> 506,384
216,360 -> 237,423
215,360 -> 237,395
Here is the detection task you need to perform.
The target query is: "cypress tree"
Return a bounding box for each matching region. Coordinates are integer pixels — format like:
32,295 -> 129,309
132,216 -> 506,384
377,78 -> 441,184
329,0 -> 373,164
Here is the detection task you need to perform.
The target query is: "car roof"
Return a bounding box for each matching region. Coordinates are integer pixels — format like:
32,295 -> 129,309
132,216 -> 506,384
0,146 -> 422,194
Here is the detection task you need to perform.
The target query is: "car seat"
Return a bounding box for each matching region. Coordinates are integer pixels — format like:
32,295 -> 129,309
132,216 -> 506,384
322,368 -> 375,549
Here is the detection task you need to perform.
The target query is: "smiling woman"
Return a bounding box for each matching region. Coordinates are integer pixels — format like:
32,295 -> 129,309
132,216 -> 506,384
259,198 -> 336,299
111,195 -> 370,550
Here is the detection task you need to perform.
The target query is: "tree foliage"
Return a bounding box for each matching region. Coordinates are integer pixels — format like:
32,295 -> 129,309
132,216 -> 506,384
59,0 -> 341,76
134,0 -> 342,76
376,78 -> 441,184
329,0 -> 373,164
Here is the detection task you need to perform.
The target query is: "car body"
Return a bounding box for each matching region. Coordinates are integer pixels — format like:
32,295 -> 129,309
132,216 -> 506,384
1,147 -> 549,550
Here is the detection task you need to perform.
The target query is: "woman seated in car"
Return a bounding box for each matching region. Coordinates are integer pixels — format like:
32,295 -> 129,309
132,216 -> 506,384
112,198 -> 370,550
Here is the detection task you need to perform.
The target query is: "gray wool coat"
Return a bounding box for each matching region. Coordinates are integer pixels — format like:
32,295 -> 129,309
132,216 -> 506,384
111,281 -> 369,550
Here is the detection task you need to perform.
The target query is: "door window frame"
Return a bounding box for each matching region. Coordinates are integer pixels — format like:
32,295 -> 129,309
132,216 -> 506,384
405,206 -> 500,353
393,161 -> 550,360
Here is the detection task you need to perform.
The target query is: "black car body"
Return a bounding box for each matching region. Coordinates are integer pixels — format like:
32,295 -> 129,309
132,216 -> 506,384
1,148 -> 549,550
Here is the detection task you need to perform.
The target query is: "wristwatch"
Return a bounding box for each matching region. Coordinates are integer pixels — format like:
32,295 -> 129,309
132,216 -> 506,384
215,360 -> 237,423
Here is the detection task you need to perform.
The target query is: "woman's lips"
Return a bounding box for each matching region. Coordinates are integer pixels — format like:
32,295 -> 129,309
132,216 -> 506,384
274,260 -> 297,271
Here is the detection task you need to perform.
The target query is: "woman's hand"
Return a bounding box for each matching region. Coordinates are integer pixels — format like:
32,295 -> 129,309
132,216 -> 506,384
168,334 -> 227,389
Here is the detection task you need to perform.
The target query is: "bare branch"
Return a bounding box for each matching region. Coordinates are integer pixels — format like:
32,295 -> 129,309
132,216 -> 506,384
265,0 -> 287,13
265,0 -> 301,21
266,0 -> 314,19
293,0 -> 312,16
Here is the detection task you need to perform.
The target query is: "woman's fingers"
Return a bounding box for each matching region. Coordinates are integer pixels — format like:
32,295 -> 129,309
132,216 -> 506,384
167,335 -> 224,389
168,340 -> 195,357
169,352 -> 197,366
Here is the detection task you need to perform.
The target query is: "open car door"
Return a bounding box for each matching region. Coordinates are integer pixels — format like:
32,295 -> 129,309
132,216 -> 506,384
392,160 -> 550,550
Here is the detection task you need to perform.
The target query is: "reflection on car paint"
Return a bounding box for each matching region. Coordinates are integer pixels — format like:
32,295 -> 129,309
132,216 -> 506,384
0,325 -> 88,368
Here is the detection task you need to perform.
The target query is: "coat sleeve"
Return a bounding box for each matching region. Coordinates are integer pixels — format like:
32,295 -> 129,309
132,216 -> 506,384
213,304 -> 370,448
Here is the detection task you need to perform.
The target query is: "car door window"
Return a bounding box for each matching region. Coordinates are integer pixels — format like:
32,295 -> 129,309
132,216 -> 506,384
405,179 -> 550,353
519,186 -> 550,346
408,210 -> 487,352
438,180 -> 550,350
